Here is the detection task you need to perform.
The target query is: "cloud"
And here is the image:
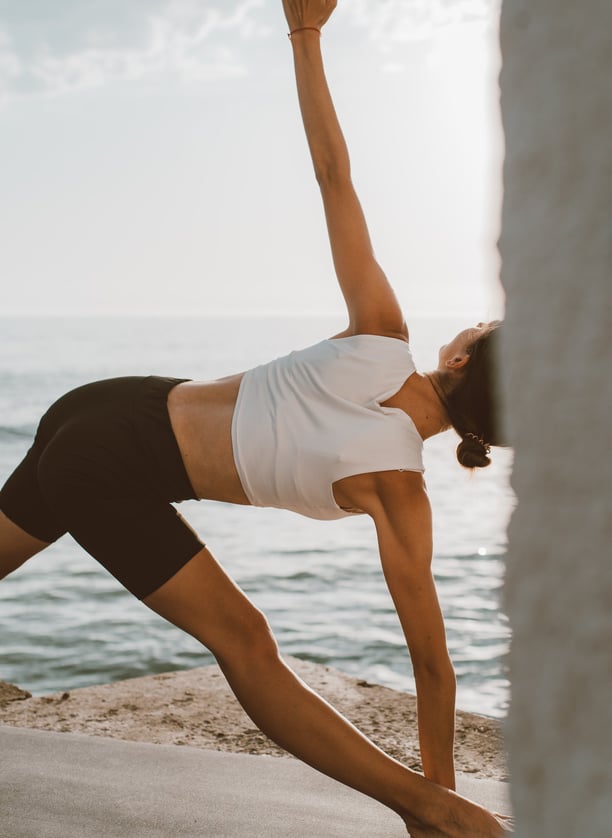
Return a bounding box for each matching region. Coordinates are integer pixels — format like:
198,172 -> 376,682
330,0 -> 500,77
0,0 -> 501,104
338,0 -> 499,47
0,0 -> 269,104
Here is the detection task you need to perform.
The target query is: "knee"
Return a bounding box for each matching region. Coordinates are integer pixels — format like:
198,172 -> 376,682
0,511 -> 50,580
244,607 -> 280,660
209,606 -> 280,671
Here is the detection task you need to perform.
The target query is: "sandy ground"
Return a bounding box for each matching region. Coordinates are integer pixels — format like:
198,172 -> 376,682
0,656 -> 508,781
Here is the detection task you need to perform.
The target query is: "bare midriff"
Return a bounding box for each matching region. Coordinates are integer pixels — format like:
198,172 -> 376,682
167,374 -> 252,505
166,375 -> 373,513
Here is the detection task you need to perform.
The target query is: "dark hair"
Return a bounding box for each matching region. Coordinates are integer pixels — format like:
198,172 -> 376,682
443,325 -> 504,469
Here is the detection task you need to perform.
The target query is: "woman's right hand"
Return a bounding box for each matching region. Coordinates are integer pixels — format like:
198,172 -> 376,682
281,0 -> 337,33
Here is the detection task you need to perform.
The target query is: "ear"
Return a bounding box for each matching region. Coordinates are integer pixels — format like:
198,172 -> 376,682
445,353 -> 470,371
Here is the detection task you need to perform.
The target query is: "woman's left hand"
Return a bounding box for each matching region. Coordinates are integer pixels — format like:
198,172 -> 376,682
282,0 -> 337,33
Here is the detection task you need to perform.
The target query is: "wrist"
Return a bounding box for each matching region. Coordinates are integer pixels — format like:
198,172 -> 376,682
288,26 -> 321,40
424,759 -> 456,791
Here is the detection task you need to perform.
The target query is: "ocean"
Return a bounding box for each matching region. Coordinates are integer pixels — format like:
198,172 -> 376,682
0,314 -> 513,718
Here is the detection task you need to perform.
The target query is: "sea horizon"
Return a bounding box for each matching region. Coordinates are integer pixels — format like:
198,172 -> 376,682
0,313 -> 513,718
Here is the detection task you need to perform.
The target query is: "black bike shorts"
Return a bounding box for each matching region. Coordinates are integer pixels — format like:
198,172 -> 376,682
0,376 -> 205,599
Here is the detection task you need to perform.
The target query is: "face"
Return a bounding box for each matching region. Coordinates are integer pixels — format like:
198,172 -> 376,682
437,321 -> 499,371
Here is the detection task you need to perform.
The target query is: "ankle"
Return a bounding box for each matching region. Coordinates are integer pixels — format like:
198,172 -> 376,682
393,774 -> 453,834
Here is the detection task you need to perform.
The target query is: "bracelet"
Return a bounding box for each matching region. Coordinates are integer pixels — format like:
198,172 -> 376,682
288,27 -> 321,40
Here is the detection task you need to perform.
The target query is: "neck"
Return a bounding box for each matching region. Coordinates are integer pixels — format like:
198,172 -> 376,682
424,371 -> 450,411
423,372 -> 452,438
391,371 -> 451,441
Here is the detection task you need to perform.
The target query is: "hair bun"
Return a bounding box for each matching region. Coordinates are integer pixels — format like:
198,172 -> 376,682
457,433 -> 491,469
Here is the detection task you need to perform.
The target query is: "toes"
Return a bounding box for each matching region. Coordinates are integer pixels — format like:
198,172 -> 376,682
494,813 -> 515,832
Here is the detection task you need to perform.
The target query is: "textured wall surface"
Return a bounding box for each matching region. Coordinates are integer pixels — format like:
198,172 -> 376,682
499,1 -> 612,835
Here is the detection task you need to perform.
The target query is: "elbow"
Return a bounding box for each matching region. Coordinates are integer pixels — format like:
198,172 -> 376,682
413,656 -> 456,689
314,161 -> 352,189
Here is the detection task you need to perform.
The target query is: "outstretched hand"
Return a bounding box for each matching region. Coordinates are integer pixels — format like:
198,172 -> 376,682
282,0 -> 337,32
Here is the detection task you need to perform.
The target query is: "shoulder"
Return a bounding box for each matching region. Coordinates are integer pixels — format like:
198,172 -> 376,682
369,471 -> 433,559
373,469 -> 429,508
330,326 -> 409,343
347,469 -> 428,520
291,334 -> 417,380
326,333 -> 416,365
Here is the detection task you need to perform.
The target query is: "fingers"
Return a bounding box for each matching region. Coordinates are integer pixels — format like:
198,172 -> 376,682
282,0 -> 338,32
494,813 -> 515,833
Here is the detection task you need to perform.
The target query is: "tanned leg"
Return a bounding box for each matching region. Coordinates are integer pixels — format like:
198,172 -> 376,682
0,510 -> 51,580
143,547 -> 511,836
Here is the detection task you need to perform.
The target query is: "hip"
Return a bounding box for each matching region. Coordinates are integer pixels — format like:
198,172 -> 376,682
36,376 -> 197,503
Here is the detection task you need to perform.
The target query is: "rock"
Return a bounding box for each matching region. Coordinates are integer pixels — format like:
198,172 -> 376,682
0,681 -> 32,705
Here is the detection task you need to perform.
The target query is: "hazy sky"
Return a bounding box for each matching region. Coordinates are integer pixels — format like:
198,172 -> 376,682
0,0 -> 503,318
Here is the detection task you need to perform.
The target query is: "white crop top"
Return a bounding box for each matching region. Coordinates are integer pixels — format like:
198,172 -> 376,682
231,334 -> 424,521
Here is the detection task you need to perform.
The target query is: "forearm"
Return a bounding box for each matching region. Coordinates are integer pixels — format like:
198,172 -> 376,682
289,33 -> 351,183
414,664 -> 457,790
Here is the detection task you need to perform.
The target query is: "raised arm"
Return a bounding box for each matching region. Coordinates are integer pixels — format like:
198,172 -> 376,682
365,471 -> 457,789
282,1 -> 407,340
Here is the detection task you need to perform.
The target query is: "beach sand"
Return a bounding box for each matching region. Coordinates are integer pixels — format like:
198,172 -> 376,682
0,656 -> 507,781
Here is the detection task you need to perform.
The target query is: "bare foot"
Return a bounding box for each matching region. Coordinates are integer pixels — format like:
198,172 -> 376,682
401,785 -> 513,837
405,808 -> 512,836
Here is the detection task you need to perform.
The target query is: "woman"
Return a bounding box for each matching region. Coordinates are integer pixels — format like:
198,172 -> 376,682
0,1 -> 511,835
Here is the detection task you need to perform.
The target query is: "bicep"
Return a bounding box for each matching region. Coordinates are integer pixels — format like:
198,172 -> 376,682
319,177 -> 406,338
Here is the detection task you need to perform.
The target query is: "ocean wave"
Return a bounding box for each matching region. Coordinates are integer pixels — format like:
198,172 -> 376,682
0,315 -> 514,718
0,425 -> 35,441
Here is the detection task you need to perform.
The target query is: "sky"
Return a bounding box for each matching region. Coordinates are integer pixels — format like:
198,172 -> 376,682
0,0 -> 504,319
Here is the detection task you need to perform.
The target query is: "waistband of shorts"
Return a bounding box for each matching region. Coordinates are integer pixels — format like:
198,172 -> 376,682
132,376 -> 197,502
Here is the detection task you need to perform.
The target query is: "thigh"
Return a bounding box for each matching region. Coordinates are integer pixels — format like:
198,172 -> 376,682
57,494 -> 206,600
0,509 -> 52,579
0,442 -> 67,546
34,424 -> 203,599
143,546 -> 275,660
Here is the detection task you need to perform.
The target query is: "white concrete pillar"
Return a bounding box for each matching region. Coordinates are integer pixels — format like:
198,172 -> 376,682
499,1 -> 612,835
